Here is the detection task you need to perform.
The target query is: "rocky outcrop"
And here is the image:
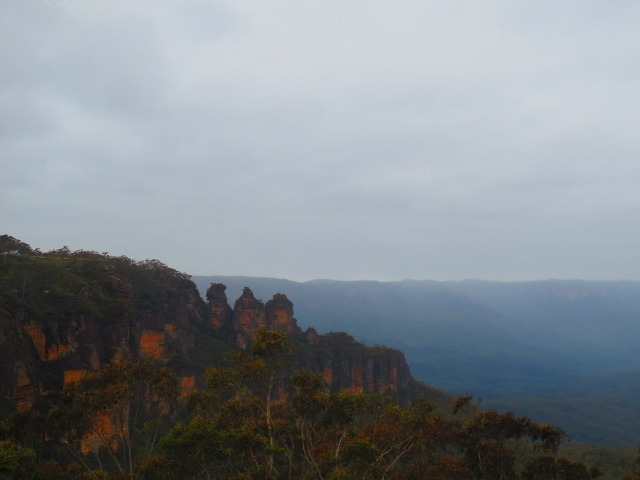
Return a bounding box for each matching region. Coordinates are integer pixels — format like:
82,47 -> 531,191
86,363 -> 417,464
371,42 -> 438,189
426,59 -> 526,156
203,284 -> 414,401
212,285 -> 305,349
265,293 -> 300,335
298,332 -> 413,403
231,287 -> 268,349
206,283 -> 233,329
0,248 -> 207,412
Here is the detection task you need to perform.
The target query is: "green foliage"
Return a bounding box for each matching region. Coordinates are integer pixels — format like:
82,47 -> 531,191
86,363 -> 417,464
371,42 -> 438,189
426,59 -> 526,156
560,445 -> 638,480
167,328 -> 230,372
143,348 -> 603,480
0,342 -> 609,480
0,250 -> 201,337
49,360 -> 180,479
0,440 -> 34,480
252,328 -> 297,360
0,442 -> 21,480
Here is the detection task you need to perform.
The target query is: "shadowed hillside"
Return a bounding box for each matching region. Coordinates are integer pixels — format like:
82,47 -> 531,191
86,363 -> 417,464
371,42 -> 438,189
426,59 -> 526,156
193,275 -> 640,446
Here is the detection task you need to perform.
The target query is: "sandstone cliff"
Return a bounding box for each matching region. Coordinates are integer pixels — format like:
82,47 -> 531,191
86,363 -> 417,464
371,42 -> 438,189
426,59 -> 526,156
0,237 -> 426,416
210,285 -> 304,349
205,282 -> 415,402
0,242 -> 207,413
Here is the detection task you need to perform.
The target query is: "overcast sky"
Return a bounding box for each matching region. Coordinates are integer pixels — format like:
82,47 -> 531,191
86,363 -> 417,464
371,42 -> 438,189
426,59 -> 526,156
3,0 -> 640,281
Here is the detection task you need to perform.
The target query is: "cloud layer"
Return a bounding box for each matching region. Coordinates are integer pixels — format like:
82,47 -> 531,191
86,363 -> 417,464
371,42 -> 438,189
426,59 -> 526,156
3,0 -> 640,281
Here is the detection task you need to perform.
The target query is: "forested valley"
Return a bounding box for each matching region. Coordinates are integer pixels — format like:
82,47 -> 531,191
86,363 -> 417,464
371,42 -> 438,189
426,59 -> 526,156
194,276 -> 640,448
0,236 -> 637,479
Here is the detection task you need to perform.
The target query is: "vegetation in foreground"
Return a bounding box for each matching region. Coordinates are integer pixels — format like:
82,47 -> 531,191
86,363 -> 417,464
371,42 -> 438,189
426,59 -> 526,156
0,329 -> 611,480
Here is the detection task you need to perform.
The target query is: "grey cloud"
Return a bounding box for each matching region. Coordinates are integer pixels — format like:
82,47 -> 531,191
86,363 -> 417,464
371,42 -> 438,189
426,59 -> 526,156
3,0 -> 640,281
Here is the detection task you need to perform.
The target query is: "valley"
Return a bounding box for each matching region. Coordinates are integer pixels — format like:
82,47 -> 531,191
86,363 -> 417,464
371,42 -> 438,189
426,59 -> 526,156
194,276 -> 640,446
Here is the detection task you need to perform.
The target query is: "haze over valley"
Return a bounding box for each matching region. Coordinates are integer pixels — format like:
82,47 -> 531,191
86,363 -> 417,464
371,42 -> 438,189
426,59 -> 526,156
195,275 -> 640,446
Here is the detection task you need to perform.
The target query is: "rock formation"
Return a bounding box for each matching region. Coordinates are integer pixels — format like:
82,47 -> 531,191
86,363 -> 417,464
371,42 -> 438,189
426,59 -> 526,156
0,239 -> 423,416
216,285 -> 305,349
0,249 -> 206,413
206,282 -> 233,329
204,283 -> 413,401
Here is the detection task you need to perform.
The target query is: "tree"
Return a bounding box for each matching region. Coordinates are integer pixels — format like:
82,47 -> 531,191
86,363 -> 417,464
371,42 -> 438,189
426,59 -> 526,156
144,413 -> 263,480
0,442 -> 20,480
149,329 -> 297,480
0,440 -> 34,480
49,360 -> 179,479
249,328 -> 297,472
522,455 -> 603,480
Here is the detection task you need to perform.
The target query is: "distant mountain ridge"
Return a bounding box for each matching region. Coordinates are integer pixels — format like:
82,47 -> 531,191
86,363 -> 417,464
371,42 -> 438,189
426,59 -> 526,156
193,275 -> 640,446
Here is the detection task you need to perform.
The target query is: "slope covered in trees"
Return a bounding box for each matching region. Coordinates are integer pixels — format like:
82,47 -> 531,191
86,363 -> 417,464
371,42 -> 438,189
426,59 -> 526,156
1,334 -> 606,479
0,236 -> 630,478
193,276 -> 640,447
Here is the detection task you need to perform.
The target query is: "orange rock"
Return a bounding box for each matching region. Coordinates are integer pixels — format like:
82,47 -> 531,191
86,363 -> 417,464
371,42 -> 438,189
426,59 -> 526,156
139,330 -> 167,361
15,362 -> 30,388
81,412 -> 124,454
47,342 -> 69,361
15,386 -> 37,412
63,369 -> 87,385
164,323 -> 178,339
180,376 -> 196,397
24,323 -> 47,360
349,367 -> 364,394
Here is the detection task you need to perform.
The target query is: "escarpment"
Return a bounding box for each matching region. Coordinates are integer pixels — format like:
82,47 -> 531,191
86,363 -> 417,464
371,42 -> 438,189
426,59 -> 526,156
0,242 -> 207,412
0,237 -> 422,416
205,282 -> 414,401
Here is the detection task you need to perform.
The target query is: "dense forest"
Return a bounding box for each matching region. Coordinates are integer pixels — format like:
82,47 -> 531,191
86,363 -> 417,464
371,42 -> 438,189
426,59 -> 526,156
0,236 -> 637,479
0,350 -> 611,480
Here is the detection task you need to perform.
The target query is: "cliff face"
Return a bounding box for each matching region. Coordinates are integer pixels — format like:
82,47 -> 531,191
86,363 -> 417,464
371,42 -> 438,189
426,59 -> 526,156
206,284 -> 305,348
206,283 -> 233,329
0,238 -> 420,416
0,246 -> 207,413
297,332 -> 413,404
311,332 -> 411,394
205,282 -> 414,401
231,287 -> 269,349
229,286 -> 304,349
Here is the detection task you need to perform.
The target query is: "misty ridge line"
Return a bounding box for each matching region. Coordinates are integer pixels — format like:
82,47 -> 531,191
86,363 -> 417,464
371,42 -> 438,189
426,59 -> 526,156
193,274 -> 640,446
